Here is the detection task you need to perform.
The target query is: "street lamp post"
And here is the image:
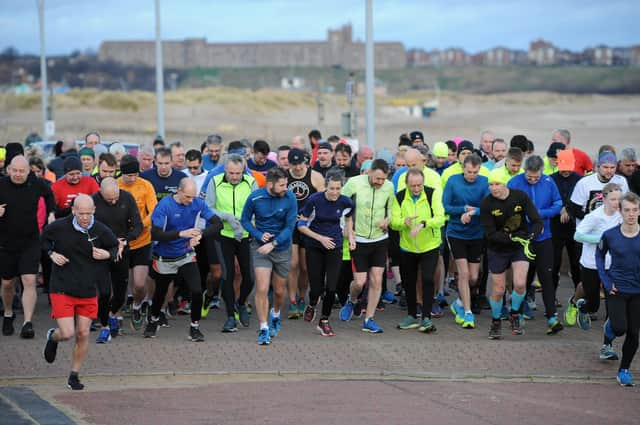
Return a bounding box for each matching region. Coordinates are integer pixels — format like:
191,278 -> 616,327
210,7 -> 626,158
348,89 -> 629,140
155,0 -> 165,138
36,0 -> 48,138
365,0 -> 375,150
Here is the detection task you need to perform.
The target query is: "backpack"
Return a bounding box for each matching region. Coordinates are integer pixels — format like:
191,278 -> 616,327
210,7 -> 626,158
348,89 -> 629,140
395,186 -> 435,217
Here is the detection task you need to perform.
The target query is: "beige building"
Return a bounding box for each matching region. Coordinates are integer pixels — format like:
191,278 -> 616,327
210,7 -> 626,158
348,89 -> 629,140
529,39 -> 557,65
98,25 -> 406,70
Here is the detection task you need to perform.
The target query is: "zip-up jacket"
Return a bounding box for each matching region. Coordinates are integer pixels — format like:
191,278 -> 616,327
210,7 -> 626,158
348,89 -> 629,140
240,188 -> 297,250
205,173 -> 257,239
390,186 -> 445,253
508,173 -> 562,242
341,174 -> 394,241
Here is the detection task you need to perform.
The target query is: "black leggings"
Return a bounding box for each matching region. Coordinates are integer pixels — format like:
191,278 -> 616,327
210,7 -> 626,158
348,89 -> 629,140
220,236 -> 254,318
336,260 -> 353,305
306,246 -> 342,319
525,239 -> 556,318
580,267 -> 601,314
607,293 -> 640,370
152,262 -> 202,323
400,248 -> 439,319
552,234 -> 581,289
97,253 -> 130,327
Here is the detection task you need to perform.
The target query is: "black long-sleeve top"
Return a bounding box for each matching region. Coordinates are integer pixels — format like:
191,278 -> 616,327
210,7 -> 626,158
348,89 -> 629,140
0,174 -> 55,247
550,171 -> 582,237
41,216 -> 119,298
480,188 -> 543,252
92,190 -> 143,243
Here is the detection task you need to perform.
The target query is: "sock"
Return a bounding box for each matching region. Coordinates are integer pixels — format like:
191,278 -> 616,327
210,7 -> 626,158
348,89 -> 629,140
191,321 -> 199,328
489,298 -> 503,319
260,322 -> 268,330
133,303 -> 141,310
455,298 -> 463,307
272,310 -> 280,319
464,310 -> 472,315
4,313 -> 13,318
511,290 -> 526,312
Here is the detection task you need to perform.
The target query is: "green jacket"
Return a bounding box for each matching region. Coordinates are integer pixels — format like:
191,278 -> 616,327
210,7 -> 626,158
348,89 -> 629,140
206,173 -> 256,239
390,186 -> 445,253
341,174 -> 394,241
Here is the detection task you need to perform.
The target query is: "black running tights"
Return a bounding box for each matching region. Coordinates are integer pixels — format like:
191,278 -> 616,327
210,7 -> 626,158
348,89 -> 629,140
607,293 -> 640,370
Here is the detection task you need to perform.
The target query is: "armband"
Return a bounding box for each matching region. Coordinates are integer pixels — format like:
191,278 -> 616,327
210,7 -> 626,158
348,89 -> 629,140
297,219 -> 309,228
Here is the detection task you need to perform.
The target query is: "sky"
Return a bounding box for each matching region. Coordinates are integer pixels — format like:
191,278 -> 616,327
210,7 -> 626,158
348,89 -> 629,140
1,0 -> 639,56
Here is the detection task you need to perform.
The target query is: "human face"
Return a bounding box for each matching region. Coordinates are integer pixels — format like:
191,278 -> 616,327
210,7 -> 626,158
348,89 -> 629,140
30,165 -> 44,178
447,149 -> 457,164
81,155 -> 95,173
277,150 -> 289,169
506,158 -> 522,175
548,157 -> 558,168
208,144 -> 221,162
463,163 -> 480,184
324,180 -> 342,202
156,155 -> 172,177
289,161 -> 307,177
435,157 -> 447,168
317,149 -> 333,167
99,161 -> 117,179
394,157 -> 406,169
525,169 -> 542,185
65,170 -> 82,185
176,184 -> 197,206
559,171 -> 572,178
186,159 -> 202,175
492,142 -> 507,162
253,151 -> 267,166
267,177 -> 288,197
598,163 -> 616,182
621,199 -> 640,226
101,188 -> 119,205
481,133 -> 494,155
458,150 -> 471,164
603,190 -> 621,214
9,160 -> 29,185
551,132 -> 568,146
171,146 -> 185,169
368,169 -> 387,189
489,181 -> 506,199
405,154 -> 424,169
618,160 -> 636,177
121,173 -> 137,186
407,174 -> 424,196
357,149 -> 373,165
85,134 -> 100,149
225,162 -> 244,185
138,152 -> 153,172
335,151 -> 350,168
72,201 -> 95,228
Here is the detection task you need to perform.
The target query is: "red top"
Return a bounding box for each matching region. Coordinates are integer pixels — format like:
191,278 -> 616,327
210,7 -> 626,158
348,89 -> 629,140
571,148 -> 593,176
51,177 -> 99,210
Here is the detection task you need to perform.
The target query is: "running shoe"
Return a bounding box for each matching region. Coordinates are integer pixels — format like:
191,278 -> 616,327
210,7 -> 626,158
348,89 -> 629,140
189,325 -> 205,342
257,328 -> 271,345
210,296 -> 221,309
339,300 -> 354,322
450,302 -> 464,325
489,319 -> 502,340
298,299 -> 306,315
526,296 -> 537,311
131,307 -> 143,331
437,292 -> 449,308
303,305 -> 316,323
140,301 -> 149,321
317,319 -> 335,337
109,317 -> 119,338
67,373 -> 84,391
96,328 -> 111,343
522,302 -> 535,320
2,313 -> 15,336
201,291 -> 213,318
617,369 -> 635,387
269,310 -> 281,338
462,312 -> 475,329
431,302 -> 443,318
418,318 -> 436,333
222,316 -> 238,333
510,312 -> 524,335
381,290 -> 396,304
158,311 -> 170,328
143,320 -> 158,338
599,344 -> 619,361
177,300 -> 191,315
20,321 -> 34,339
362,318 -> 383,333
546,315 -> 563,335
576,298 -> 591,330
564,297 -> 577,326
395,283 -> 403,296
555,298 -> 562,308
397,316 -> 420,330
44,328 -> 58,363
237,304 -> 250,327
288,302 -> 299,319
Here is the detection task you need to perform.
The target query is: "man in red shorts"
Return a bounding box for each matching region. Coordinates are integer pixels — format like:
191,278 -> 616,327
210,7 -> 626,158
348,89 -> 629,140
41,194 -> 118,390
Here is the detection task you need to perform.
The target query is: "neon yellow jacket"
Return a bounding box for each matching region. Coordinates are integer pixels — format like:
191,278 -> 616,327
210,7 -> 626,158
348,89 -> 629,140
390,186 -> 445,253
342,174 -> 394,240
441,162 -> 490,188
396,166 -> 442,192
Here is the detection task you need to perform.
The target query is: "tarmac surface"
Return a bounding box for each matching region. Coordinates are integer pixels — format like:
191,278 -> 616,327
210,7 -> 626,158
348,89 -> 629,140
1,277 -> 639,424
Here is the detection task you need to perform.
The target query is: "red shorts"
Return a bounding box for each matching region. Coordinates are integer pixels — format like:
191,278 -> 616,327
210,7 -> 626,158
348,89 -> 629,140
50,294 -> 98,319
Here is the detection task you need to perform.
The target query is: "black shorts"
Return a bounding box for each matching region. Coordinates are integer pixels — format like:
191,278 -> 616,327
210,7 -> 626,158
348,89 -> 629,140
292,227 -> 301,246
129,245 -> 152,268
352,239 -> 388,273
0,240 -> 41,279
487,248 -> 527,274
448,237 -> 483,263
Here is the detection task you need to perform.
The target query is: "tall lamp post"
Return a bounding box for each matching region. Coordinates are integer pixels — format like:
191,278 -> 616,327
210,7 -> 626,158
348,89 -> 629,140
155,0 -> 165,138
365,0 -> 375,150
36,0 -> 49,138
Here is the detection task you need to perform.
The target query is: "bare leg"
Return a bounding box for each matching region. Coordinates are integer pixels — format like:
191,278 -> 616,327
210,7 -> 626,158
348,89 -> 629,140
20,274 -> 37,323
71,316 -> 92,373
365,267 -> 384,319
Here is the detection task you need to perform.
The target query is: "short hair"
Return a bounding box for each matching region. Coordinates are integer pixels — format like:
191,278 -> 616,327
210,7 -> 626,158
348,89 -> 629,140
155,147 -> 172,160
524,155 -> 544,172
370,158 -> 389,174
253,140 -> 270,156
463,153 -> 482,168
554,129 -> 571,143
277,145 -> 290,152
185,149 -> 202,162
492,138 -> 506,149
398,133 -> 413,147
445,140 -> 457,152
169,141 -> 184,151
620,147 -> 637,163
506,147 -> 523,162
109,142 -> 125,156
200,141 -> 208,153
325,168 -> 345,186
327,135 -> 340,144
404,167 -> 424,185
138,144 -> 154,157
510,135 -> 529,153
153,135 -> 165,146
334,143 -> 352,157
227,141 -> 245,153
225,153 -> 246,169
206,134 -> 222,145
308,129 -> 322,140
98,152 -> 117,167
84,131 -> 100,142
602,182 -> 622,197
620,191 -> 640,208
120,154 -> 137,169
526,140 -> 535,153
266,167 -> 287,184
29,156 -> 45,171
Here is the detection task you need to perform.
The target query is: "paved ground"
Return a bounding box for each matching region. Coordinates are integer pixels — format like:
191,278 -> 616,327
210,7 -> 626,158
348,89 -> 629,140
1,277 -> 638,424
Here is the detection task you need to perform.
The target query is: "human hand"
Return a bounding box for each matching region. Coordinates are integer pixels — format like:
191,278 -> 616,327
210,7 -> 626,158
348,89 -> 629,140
49,251 -> 70,266
257,242 -> 274,255
261,232 -> 274,243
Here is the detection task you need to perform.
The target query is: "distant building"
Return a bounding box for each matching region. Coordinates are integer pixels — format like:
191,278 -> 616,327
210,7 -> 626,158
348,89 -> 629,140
529,39 -> 557,65
441,48 -> 470,66
99,24 -> 406,70
631,46 -> 640,66
475,47 -> 516,66
591,45 -> 614,66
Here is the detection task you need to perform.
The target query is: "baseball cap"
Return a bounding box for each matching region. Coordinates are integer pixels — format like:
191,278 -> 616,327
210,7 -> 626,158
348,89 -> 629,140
410,131 -> 424,142
557,150 -> 575,172
317,142 -> 332,152
288,148 -> 305,165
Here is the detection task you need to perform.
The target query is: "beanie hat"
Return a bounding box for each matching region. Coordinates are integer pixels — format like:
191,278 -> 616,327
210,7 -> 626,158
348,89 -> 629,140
0,147 -> 5,161
546,142 -> 565,159
597,151 -> 617,166
432,142 -> 448,158
557,150 -> 575,172
457,140 -> 474,157
4,142 -> 24,165
120,158 -> 140,175
63,156 -> 83,174
79,147 -> 95,158
488,168 -> 509,185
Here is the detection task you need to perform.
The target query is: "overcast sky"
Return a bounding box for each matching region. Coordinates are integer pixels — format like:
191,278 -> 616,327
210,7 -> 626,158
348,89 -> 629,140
1,0 -> 638,55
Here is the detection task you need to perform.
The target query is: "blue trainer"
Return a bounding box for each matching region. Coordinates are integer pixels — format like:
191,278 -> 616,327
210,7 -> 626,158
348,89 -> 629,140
575,298 -> 591,330
269,310 -> 281,338
362,318 -> 383,333
257,328 -> 271,345
617,369 -> 635,387
108,317 -> 119,337
381,290 -> 396,304
96,327 -> 111,344
339,300 -> 354,322
522,302 -> 535,320
462,312 -> 475,329
450,302 -> 464,325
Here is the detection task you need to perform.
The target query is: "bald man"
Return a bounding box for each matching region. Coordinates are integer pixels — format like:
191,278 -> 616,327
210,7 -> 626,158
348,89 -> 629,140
42,194 -> 119,390
92,178 -> 142,342
1,155 -> 56,338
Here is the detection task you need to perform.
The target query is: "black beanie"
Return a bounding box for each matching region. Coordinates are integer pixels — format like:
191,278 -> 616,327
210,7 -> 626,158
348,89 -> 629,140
120,159 -> 140,175
63,156 -> 83,174
456,140 -> 474,156
5,142 -> 24,165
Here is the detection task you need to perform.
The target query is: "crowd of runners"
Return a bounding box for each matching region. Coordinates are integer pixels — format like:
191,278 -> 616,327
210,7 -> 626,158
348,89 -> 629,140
0,128 -> 639,389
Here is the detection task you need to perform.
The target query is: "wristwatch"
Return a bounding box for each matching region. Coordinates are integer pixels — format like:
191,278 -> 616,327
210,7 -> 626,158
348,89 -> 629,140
272,240 -> 278,247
